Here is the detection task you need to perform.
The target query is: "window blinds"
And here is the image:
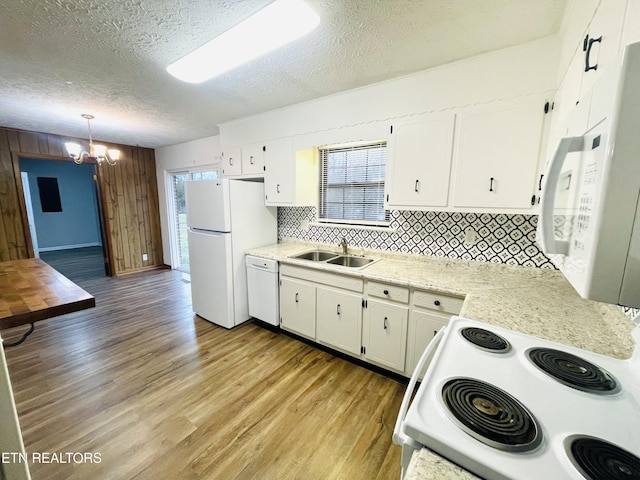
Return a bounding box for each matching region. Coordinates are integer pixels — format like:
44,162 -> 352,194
318,141 -> 389,225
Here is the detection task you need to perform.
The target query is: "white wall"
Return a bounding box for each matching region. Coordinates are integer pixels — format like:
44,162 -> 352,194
155,135 -> 221,266
219,35 -> 561,148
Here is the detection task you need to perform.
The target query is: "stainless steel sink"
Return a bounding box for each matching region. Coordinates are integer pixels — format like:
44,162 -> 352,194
326,255 -> 374,268
291,250 -> 338,261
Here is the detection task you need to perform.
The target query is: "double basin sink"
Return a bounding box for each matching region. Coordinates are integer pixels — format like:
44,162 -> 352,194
290,250 -> 374,268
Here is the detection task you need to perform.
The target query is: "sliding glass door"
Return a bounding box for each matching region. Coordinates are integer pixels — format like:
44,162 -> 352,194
167,169 -> 218,272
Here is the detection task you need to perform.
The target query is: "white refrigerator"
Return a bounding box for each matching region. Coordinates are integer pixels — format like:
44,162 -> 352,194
185,179 -> 277,328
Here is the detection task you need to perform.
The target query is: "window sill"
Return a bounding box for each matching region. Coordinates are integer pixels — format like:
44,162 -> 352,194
309,221 -> 397,233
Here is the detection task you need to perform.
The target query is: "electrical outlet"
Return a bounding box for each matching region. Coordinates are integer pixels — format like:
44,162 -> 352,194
142,253 -> 148,261
464,228 -> 477,245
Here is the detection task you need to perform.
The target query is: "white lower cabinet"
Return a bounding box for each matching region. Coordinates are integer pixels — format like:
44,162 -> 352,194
363,299 -> 408,372
316,286 -> 363,355
406,310 -> 448,376
278,263 -> 464,378
405,290 -> 464,377
279,276 -> 316,340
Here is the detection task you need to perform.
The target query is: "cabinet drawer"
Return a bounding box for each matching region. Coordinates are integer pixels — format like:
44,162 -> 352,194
280,264 -> 363,292
413,290 -> 463,314
367,281 -> 409,303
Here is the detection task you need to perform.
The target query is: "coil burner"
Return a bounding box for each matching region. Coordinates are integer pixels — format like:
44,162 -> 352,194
459,327 -> 511,353
566,435 -> 640,480
441,378 -> 542,452
527,348 -> 619,394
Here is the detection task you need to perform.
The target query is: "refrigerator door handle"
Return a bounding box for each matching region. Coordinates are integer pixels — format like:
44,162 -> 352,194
539,136 -> 585,256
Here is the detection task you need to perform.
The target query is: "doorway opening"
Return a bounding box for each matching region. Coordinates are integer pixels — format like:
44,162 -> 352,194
166,169 -> 218,273
19,156 -> 109,282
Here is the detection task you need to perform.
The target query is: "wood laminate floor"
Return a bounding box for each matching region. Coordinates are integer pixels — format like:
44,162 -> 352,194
39,246 -> 106,282
3,268 -> 405,480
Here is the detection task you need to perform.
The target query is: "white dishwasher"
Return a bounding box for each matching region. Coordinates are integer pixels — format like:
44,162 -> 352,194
245,255 -> 279,326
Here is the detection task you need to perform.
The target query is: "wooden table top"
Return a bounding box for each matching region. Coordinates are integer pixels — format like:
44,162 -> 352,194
0,258 -> 95,331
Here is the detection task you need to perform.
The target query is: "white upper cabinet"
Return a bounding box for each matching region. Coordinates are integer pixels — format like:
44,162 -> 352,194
220,143 -> 264,178
386,112 -> 455,210
264,140 -> 318,206
220,147 -> 242,176
451,95 -> 547,210
241,143 -> 265,176
577,0 -> 627,99
552,0 -> 627,127
264,137 -> 295,204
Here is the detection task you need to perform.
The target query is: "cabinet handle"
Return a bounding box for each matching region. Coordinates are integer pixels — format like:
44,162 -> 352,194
434,300 -> 441,306
383,317 -> 388,330
337,304 -> 341,316
250,155 -> 255,165
538,174 -> 544,191
584,34 -> 602,72
276,184 -> 280,193
414,179 -> 420,192
433,330 -> 438,337
489,177 -> 494,192
229,157 -> 234,166
383,289 -> 389,295
295,293 -> 299,303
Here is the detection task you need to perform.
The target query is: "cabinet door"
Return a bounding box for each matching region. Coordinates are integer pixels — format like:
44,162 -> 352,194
264,138 -> 294,205
452,95 -> 545,209
241,144 -> 265,176
221,147 -> 242,176
579,0 -> 626,98
364,300 -> 408,371
387,113 -> 455,209
406,310 -> 449,377
316,286 -> 362,355
280,277 -> 316,340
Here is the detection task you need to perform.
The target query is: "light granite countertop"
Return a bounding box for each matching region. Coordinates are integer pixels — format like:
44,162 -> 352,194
246,239 -> 636,480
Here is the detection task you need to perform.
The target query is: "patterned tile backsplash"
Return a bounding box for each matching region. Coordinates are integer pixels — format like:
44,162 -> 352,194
278,207 -> 555,269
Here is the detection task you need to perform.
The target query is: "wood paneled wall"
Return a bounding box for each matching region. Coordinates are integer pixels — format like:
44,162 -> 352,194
0,126 -> 163,275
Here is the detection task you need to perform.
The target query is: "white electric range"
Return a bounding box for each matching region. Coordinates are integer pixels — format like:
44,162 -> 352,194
394,316 -> 640,480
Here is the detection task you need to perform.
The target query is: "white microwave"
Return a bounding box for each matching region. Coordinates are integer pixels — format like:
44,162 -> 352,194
538,41 -> 640,309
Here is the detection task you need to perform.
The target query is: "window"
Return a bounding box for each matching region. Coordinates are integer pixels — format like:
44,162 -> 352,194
318,141 -> 389,226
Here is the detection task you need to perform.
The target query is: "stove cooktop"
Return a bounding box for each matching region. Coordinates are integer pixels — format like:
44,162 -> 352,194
403,316 -> 640,480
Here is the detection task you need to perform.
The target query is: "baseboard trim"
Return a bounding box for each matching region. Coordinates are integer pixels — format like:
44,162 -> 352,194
38,243 -> 102,252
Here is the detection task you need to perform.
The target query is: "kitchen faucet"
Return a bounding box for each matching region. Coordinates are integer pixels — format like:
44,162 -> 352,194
339,237 -> 348,254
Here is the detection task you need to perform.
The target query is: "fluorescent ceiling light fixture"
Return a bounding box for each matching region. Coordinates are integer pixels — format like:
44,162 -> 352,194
166,0 -> 320,83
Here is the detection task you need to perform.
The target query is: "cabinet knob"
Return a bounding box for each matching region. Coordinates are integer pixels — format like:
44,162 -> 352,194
434,300 -> 441,306
383,289 -> 389,295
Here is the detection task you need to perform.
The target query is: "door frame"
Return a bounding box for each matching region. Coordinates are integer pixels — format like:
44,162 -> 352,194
165,170 -> 190,272
164,166 -> 220,272
11,152 -> 114,276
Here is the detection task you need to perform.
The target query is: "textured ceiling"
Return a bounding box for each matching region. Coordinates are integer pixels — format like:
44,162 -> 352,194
0,0 -> 567,148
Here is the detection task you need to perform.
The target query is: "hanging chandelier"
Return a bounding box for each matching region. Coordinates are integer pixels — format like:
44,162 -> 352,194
64,114 -> 121,166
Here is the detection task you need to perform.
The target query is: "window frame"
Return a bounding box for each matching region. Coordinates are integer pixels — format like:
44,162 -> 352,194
317,140 -> 390,228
